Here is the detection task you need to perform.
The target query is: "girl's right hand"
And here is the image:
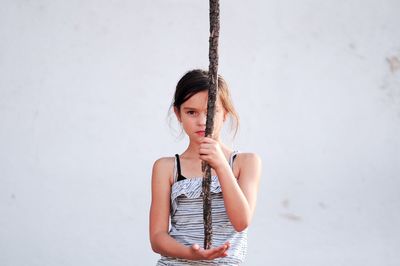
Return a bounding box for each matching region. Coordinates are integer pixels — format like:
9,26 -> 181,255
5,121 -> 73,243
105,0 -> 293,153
190,242 -> 230,260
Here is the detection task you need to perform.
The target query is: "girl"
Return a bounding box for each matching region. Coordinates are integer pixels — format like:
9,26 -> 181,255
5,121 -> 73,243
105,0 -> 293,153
149,69 -> 261,265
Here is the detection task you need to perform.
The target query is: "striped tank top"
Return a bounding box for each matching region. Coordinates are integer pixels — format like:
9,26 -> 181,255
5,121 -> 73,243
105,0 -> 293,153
156,151 -> 247,266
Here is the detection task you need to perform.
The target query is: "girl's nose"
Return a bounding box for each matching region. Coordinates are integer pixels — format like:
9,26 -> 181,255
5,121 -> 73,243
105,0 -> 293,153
199,112 -> 207,125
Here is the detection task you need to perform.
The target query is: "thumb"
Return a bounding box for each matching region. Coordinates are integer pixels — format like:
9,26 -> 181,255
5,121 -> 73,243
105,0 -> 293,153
191,244 -> 200,251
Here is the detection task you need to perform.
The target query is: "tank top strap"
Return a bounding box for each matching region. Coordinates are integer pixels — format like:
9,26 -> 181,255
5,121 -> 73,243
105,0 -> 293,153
228,150 -> 239,169
173,154 -> 179,183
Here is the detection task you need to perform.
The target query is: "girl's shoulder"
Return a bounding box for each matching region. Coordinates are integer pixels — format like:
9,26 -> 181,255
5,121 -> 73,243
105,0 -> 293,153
152,156 -> 175,184
153,156 -> 175,165
234,152 -> 262,178
235,152 -> 262,164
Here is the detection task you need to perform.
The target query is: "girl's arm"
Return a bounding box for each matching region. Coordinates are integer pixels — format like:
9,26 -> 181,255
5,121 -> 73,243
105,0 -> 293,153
215,153 -> 261,232
149,158 -> 230,260
199,138 -> 262,232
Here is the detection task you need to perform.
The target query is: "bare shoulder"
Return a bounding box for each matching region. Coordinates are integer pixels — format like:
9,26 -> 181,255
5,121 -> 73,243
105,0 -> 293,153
153,156 -> 175,169
235,152 -> 262,180
152,156 -> 175,185
237,152 -> 262,166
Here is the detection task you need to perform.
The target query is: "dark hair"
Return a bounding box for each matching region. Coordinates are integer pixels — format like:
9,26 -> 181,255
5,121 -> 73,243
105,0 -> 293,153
171,69 -> 239,137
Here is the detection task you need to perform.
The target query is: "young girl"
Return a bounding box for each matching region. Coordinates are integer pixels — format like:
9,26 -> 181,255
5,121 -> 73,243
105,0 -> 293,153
149,69 -> 261,265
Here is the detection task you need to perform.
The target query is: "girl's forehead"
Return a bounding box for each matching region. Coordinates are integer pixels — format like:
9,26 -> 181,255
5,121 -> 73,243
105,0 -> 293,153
182,91 -> 222,108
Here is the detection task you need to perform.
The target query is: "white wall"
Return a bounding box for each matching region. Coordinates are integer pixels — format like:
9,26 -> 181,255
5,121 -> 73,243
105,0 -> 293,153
1,0 -> 399,265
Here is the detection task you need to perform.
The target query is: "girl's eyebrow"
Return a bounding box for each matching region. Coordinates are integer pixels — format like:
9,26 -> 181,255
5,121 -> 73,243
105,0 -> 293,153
182,106 -> 220,111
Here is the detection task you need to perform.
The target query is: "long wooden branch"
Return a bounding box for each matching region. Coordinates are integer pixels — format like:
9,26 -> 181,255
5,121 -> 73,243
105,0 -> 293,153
202,0 -> 220,250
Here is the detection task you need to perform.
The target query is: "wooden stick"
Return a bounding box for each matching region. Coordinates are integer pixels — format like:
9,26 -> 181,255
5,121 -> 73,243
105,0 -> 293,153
202,0 -> 220,250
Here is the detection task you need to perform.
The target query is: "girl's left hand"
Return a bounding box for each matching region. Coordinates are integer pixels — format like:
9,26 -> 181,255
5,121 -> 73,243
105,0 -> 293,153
199,137 -> 228,171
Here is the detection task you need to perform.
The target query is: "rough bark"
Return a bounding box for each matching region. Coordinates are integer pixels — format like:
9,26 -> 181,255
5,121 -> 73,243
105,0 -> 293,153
202,0 -> 220,250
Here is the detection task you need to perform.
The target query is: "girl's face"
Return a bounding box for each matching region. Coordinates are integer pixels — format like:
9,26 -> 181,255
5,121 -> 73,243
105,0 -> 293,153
175,91 -> 226,142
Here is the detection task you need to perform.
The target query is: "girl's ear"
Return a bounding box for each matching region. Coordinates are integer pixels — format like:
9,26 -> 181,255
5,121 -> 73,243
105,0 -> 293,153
174,106 -> 182,123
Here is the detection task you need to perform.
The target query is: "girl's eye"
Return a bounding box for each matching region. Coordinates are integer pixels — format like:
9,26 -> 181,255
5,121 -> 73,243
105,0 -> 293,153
187,111 -> 196,116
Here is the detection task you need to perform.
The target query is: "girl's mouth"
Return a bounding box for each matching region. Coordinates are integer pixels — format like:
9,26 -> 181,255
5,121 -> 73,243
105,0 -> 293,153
196,131 -> 205,136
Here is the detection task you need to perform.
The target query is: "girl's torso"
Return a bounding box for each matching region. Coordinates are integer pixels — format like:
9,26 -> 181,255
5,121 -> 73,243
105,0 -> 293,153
157,151 -> 247,266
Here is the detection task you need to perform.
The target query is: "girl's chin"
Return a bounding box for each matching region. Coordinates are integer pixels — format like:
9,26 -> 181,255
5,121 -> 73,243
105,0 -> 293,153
189,136 -> 205,144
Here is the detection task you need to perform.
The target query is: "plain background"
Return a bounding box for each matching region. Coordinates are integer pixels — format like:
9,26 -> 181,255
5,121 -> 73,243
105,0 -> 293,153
1,0 -> 400,265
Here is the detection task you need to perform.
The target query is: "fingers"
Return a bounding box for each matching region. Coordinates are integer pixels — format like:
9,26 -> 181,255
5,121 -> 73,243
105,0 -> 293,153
201,137 -> 214,142
199,144 -> 212,151
204,243 -> 230,259
191,243 -> 200,251
199,143 -> 213,151
191,242 -> 230,260
199,141 -> 218,154
199,149 -> 212,157
199,143 -> 215,158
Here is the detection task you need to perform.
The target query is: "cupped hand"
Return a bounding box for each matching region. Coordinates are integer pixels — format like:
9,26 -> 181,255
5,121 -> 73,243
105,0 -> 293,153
190,242 -> 230,260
